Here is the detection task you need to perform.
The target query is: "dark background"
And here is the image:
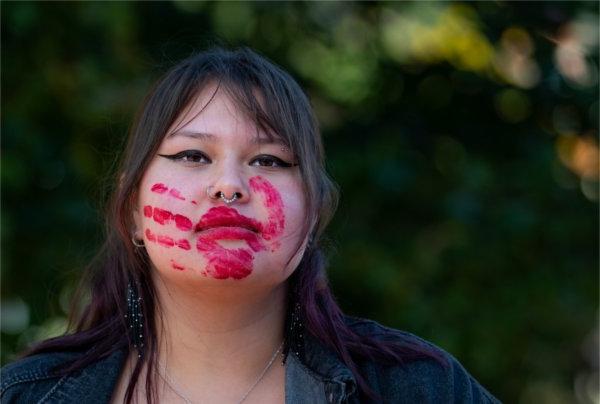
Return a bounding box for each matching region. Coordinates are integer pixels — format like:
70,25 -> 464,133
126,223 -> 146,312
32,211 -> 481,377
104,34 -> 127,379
2,2 -> 598,402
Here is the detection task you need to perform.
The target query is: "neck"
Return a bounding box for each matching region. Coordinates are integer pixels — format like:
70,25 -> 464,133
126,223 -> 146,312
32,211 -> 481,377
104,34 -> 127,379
149,273 -> 287,401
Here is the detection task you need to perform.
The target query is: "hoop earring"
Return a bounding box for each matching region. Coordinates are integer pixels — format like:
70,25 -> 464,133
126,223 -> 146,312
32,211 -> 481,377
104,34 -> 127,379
132,236 -> 144,248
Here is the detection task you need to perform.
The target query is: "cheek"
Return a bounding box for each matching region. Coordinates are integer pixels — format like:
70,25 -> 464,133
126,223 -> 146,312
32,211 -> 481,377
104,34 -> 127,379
282,191 -> 306,228
149,181 -> 193,203
139,179 -> 259,280
248,176 -> 286,241
139,180 -> 199,272
249,176 -> 306,259
268,179 -> 305,234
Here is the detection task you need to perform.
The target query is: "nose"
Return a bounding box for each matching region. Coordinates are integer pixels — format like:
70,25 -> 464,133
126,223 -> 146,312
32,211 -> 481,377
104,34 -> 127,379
206,163 -> 250,205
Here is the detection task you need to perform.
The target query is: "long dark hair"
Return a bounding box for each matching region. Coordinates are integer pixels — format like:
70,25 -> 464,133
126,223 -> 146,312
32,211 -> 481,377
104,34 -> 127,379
24,47 -> 444,402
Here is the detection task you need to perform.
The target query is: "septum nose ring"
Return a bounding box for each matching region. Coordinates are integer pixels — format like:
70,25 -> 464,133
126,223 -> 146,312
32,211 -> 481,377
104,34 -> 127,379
206,186 -> 240,205
219,192 -> 238,204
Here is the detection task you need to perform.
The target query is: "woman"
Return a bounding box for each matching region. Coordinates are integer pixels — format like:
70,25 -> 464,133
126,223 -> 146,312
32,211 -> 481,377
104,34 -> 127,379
1,47 -> 499,403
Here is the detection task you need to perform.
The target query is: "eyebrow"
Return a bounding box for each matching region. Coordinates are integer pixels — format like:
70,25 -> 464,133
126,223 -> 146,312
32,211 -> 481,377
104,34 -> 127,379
167,131 -> 216,141
167,131 -> 287,146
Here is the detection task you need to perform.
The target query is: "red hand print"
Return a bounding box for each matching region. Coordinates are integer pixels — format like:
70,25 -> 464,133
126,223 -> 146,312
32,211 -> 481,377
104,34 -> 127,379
144,176 -> 285,279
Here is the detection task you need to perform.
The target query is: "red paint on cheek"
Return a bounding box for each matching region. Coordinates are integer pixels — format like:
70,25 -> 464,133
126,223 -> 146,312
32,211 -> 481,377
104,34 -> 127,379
174,214 -> 193,231
169,188 -> 186,201
249,176 -> 286,241
157,235 -> 175,247
170,259 -> 185,271
177,239 -> 191,250
151,183 -> 168,194
145,228 -> 156,242
153,208 -> 173,225
148,205 -> 193,232
146,226 -> 190,251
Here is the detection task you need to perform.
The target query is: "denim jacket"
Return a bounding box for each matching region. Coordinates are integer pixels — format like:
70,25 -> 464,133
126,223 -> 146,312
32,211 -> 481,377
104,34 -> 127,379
1,317 -> 500,403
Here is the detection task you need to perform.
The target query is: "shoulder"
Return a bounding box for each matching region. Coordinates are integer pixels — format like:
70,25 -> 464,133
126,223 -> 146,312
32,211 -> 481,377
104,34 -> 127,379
343,316 -> 501,403
1,349 -> 82,403
1,346 -> 125,404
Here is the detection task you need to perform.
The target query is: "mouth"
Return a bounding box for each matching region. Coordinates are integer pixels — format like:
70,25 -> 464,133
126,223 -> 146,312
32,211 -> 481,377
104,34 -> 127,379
199,227 -> 257,242
195,207 -> 266,254
196,225 -> 265,254
194,206 -> 261,234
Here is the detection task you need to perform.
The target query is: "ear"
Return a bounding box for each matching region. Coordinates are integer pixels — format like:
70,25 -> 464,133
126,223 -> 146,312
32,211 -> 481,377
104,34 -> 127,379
132,211 -> 143,239
131,189 -> 144,240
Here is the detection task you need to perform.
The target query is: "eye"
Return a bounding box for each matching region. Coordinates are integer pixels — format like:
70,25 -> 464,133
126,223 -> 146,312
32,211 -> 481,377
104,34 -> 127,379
158,150 -> 211,165
250,154 -> 294,168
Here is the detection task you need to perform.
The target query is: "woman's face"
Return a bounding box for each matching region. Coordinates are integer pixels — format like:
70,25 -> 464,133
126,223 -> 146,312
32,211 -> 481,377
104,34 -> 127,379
133,85 -> 307,285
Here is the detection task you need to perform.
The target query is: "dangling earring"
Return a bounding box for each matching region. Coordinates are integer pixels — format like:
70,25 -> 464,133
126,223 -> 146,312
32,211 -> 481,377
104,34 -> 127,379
125,282 -> 144,357
283,289 -> 305,364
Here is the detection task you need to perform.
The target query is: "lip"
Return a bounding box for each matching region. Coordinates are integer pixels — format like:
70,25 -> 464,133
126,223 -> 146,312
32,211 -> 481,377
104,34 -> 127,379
196,226 -> 265,253
198,226 -> 256,239
194,206 -> 262,234
194,207 -> 267,254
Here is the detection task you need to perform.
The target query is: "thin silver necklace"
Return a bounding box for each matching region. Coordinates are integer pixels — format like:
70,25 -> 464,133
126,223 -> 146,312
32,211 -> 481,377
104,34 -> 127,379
157,340 -> 284,404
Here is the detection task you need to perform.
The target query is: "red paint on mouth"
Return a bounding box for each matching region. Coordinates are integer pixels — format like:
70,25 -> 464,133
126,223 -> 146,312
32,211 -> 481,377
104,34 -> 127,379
143,205 -> 153,218
195,207 -> 264,280
249,176 -> 285,241
174,214 -> 193,231
169,188 -> 186,201
171,260 -> 185,271
197,227 -> 264,252
151,183 -> 168,194
145,228 -> 156,242
194,177 -> 285,280
191,200 -> 198,205
195,206 -> 261,233
196,237 -> 254,279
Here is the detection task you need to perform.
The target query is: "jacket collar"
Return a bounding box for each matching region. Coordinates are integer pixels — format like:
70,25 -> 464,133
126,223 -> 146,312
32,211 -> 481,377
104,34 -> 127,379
299,332 -> 358,400
48,348 -> 126,403
49,333 -> 357,403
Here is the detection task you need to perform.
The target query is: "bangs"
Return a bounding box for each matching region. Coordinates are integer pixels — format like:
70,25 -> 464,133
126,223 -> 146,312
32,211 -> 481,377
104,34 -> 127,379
167,75 -> 295,155
221,80 -> 292,149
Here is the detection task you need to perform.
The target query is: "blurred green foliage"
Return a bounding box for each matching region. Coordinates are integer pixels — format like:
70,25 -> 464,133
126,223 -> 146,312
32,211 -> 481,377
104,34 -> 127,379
1,2 -> 598,403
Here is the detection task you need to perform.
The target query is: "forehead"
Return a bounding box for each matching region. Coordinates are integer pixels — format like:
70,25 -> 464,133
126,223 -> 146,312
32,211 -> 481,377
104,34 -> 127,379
165,83 -> 282,146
